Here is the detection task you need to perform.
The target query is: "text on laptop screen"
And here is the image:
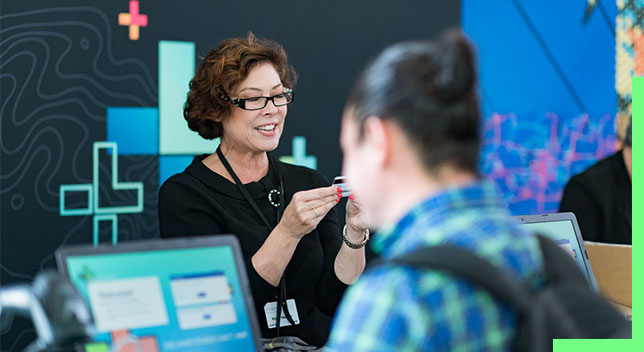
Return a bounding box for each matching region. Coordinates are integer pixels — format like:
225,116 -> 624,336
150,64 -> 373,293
518,219 -> 592,283
65,245 -> 256,352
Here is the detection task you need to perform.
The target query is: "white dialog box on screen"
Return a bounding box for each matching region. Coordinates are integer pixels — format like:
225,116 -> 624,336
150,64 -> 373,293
87,276 -> 169,332
176,303 -> 237,329
170,272 -> 231,306
170,272 -> 237,329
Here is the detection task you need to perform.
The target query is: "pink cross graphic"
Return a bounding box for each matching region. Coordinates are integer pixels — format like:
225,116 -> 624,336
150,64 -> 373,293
119,0 -> 148,40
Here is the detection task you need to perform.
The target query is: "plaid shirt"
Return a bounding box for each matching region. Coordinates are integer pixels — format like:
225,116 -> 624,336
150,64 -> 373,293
326,181 -> 543,351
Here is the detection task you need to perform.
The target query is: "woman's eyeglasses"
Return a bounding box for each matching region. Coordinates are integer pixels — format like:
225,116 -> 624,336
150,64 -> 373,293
220,89 -> 294,111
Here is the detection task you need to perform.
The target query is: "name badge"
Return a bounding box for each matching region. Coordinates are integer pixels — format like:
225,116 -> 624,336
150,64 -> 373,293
264,299 -> 300,328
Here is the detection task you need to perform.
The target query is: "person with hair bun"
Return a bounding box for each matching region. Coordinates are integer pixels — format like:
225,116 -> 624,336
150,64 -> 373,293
158,33 -> 367,347
325,30 -> 543,351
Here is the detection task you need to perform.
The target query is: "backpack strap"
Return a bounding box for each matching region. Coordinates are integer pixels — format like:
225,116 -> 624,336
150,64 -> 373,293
375,245 -> 533,314
371,242 -> 545,351
535,235 -> 588,287
371,235 -> 631,349
534,235 -> 630,339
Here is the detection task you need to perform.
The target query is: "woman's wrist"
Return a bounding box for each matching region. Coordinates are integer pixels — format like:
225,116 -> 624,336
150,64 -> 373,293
345,221 -> 367,242
342,225 -> 369,249
274,221 -> 303,243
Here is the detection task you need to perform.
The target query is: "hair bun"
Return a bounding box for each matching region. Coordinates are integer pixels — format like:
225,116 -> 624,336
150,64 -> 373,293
186,115 -> 220,140
431,31 -> 476,103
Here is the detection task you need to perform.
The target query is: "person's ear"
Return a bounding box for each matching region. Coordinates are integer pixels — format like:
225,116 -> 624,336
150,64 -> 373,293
362,116 -> 391,169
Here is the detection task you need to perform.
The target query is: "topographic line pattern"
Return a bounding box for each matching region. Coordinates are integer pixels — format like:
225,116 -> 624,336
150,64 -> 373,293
1,6 -> 159,292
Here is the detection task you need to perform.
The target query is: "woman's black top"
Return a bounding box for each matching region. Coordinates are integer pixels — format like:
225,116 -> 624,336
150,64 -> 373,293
559,150 -> 632,244
158,154 -> 347,346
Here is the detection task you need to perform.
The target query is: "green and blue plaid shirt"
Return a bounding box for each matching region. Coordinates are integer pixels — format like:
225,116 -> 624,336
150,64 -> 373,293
326,181 -> 543,351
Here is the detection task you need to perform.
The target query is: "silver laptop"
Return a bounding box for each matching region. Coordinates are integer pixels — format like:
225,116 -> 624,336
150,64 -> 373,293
515,212 -> 599,292
56,235 -> 263,352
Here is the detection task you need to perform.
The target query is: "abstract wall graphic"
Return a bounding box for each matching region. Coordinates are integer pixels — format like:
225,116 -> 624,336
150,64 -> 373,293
463,0 -> 640,215
480,112 -> 617,215
616,0 -> 643,137
158,40 -> 216,156
107,107 -> 159,155
0,3 -> 160,308
158,155 -> 195,186
156,40 -> 219,186
60,142 -> 144,246
279,136 -> 318,170
104,40 -> 220,187
118,0 -> 148,41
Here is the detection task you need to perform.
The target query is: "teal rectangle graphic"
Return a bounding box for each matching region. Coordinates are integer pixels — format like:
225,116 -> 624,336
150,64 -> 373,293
107,107 -> 158,155
159,41 -> 217,155
159,155 -> 194,187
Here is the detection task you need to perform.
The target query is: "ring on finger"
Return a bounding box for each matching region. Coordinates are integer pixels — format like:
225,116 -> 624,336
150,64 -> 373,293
313,207 -> 320,217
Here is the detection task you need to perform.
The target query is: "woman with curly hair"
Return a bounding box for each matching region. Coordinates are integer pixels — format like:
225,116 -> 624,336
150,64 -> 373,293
158,33 -> 367,347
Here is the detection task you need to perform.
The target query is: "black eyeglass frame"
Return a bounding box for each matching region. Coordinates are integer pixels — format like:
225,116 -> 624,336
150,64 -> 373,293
220,89 -> 294,111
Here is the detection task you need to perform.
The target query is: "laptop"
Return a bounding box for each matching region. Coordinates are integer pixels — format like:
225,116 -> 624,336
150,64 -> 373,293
514,212 -> 599,292
56,235 -> 263,352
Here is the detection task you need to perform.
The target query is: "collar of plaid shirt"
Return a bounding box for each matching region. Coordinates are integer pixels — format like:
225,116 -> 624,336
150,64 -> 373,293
371,180 -> 509,259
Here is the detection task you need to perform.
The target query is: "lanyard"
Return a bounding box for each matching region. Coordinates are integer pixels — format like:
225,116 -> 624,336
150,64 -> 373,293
216,147 -> 296,336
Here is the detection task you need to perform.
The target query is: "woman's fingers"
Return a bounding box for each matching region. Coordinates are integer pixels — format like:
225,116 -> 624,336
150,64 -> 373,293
346,197 -> 361,215
315,196 -> 340,217
307,188 -> 342,217
282,186 -> 343,237
308,199 -> 338,220
295,186 -> 340,203
292,187 -> 339,211
346,198 -> 367,233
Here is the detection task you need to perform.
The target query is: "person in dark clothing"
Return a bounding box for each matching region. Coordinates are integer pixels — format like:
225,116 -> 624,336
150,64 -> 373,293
559,117 -> 632,244
326,31 -> 543,351
158,33 -> 368,347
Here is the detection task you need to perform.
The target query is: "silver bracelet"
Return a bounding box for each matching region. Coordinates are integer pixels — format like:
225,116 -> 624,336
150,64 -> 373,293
342,225 -> 369,249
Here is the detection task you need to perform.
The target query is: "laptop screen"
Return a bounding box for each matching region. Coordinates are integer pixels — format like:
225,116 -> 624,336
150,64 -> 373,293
57,236 -> 261,352
515,213 -> 598,292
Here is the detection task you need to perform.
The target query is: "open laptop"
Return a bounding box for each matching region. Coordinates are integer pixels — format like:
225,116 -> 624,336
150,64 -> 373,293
56,235 -> 263,352
514,212 -> 599,292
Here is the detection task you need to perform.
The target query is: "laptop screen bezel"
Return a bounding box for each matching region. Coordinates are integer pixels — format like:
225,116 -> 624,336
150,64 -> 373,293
514,212 -> 599,292
55,234 -> 263,352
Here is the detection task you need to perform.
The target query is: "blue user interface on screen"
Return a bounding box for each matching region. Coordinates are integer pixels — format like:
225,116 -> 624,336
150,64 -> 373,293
66,245 -> 256,352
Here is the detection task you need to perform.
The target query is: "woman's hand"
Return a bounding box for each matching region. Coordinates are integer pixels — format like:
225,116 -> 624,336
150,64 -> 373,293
345,196 -> 368,242
334,194 -> 368,285
278,186 -> 341,239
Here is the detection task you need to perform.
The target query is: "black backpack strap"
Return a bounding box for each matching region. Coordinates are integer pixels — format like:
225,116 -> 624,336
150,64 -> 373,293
372,244 -> 545,351
535,235 -> 588,287
534,235 -> 631,339
375,245 -> 533,314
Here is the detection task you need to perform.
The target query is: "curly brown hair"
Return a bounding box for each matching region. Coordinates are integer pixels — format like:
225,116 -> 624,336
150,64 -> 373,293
184,32 -> 297,139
